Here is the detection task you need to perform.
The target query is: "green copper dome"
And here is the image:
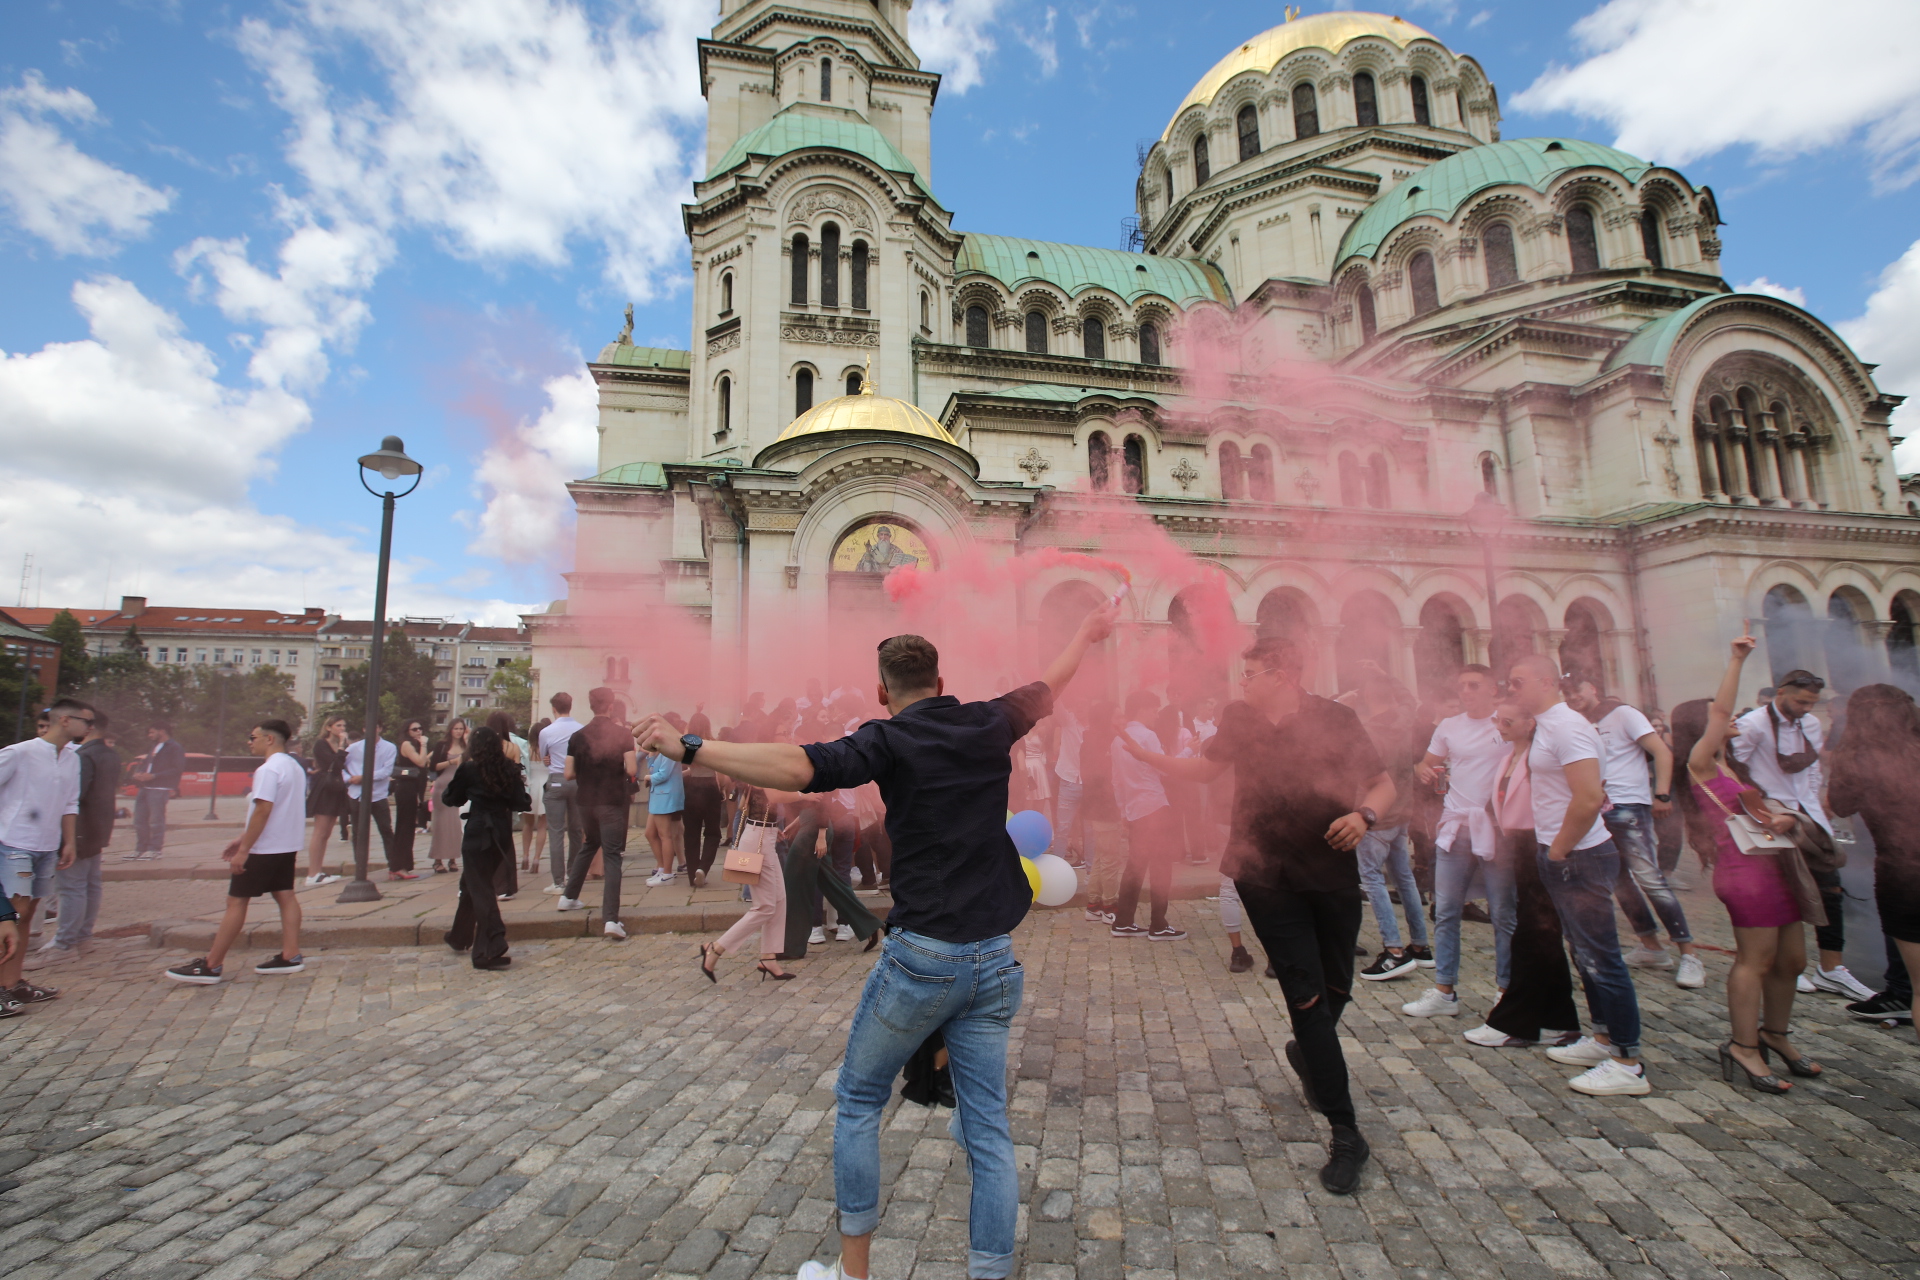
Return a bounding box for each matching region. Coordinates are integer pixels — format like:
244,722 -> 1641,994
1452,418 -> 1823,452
1337,138 -> 1654,265
956,235 -> 1230,306
705,105 -> 929,191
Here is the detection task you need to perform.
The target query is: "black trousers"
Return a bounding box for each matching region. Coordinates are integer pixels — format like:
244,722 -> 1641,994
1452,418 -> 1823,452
447,820 -> 510,965
346,798 -> 395,869
781,805 -> 882,956
1115,808 -> 1178,931
683,777 -> 724,879
1483,829 -> 1580,1042
391,779 -> 423,872
1236,877 -> 1364,1131
1813,866 -> 1845,956
859,820 -> 891,884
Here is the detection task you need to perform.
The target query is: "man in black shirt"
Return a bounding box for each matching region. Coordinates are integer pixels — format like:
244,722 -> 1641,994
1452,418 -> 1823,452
637,602 -> 1114,1280
558,687 -> 637,940
1121,636 -> 1393,1195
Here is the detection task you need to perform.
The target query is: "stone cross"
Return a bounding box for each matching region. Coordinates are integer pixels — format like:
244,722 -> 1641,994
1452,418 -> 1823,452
1016,447 -> 1051,483
1170,459 -> 1200,492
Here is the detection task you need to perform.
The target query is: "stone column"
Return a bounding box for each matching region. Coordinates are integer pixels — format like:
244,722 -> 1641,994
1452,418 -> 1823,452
1722,414 -> 1752,501
1695,420 -> 1725,500
1787,434 -> 1816,509
1751,411 -> 1781,505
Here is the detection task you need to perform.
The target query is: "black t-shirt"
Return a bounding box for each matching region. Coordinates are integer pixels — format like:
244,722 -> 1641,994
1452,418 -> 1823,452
567,717 -> 633,808
801,682 -> 1052,943
1205,695 -> 1386,894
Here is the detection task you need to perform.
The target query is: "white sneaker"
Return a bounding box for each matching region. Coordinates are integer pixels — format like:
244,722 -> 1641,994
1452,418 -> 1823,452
644,870 -> 674,887
556,897 -> 584,911
808,927 -> 826,945
1626,946 -> 1673,969
24,944 -> 76,970
835,924 -> 855,942
1544,1035 -> 1615,1066
1463,1022 -> 1531,1047
305,873 -> 341,887
795,1261 -> 846,1280
1674,954 -> 1706,989
604,921 -> 627,940
1810,966 -> 1875,1001
1567,1058 -> 1651,1096
1796,972 -> 1818,993
543,883 -> 566,894
1401,987 -> 1462,1017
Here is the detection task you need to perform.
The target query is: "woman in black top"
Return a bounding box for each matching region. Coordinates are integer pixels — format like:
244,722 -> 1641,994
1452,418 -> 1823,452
303,715 -> 350,885
1828,683 -> 1920,1039
443,726 -> 532,969
391,719 -> 430,875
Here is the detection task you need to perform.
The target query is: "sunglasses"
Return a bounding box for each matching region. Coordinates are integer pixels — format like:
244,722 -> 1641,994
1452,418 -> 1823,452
1779,676 -> 1826,692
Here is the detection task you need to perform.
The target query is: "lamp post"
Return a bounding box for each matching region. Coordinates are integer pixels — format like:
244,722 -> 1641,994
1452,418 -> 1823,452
203,664 -> 232,820
339,436 -> 423,905
1465,491 -> 1508,675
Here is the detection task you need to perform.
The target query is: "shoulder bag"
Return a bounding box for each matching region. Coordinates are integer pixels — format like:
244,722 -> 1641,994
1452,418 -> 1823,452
723,819 -> 775,884
1699,777 -> 1828,926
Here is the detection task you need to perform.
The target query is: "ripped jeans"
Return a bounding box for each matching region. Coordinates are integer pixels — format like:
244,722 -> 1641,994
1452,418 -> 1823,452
1235,879 -> 1365,1129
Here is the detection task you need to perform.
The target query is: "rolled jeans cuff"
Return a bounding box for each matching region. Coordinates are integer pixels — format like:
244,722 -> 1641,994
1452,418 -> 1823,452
838,1206 -> 880,1239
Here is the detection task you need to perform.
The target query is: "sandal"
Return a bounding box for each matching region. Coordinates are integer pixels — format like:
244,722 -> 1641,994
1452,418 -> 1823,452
1719,1040 -> 1789,1094
696,943 -> 718,983
1759,1027 -> 1822,1077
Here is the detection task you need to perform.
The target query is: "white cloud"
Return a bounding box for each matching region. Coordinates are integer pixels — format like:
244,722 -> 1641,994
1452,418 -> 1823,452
1515,0 -> 1920,190
1736,277 -> 1807,308
1837,240 -> 1920,471
1012,7 -> 1059,77
468,368 -> 601,566
1468,9 -> 1494,29
911,0 -> 1008,94
0,72 -> 174,255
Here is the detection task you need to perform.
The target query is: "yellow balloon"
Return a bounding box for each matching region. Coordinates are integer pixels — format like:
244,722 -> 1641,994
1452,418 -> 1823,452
1021,856 -> 1042,896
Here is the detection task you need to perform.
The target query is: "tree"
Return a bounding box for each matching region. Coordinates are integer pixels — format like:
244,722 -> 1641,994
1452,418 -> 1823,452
0,653 -> 44,747
122,623 -> 145,653
488,657 -> 533,726
81,657 -> 306,754
335,627 -> 439,734
46,609 -> 90,693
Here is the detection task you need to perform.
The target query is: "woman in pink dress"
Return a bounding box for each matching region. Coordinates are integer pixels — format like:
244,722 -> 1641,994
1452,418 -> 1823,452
1671,634 -> 1821,1093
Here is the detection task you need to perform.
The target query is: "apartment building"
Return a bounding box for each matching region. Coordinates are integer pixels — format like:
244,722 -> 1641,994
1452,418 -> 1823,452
313,617 -> 531,728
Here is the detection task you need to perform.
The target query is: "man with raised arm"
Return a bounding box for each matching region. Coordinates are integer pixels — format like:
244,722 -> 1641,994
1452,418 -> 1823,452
637,602 -> 1116,1280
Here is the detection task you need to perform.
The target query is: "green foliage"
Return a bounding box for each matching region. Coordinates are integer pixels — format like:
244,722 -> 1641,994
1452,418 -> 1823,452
122,623 -> 144,653
488,657 -> 533,726
82,657 -> 306,754
334,627 -> 439,734
0,653 -> 45,747
46,609 -> 89,693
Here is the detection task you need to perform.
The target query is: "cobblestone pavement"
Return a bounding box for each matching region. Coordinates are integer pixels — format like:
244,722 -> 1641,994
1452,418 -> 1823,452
3,891 -> 1919,1280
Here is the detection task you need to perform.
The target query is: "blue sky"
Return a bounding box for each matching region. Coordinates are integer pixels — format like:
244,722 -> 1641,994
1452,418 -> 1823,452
5,0 -> 1918,624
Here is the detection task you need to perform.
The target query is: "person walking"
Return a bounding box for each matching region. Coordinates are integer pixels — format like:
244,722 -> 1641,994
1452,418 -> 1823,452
127,721 -> 185,862
487,711 -> 525,900
392,719 -> 430,875
302,716 -> 349,885
538,694 -> 584,893
1827,682 -> 1920,1042
0,698 -> 85,1006
427,718 -> 468,877
681,712 -> 724,887
522,716 -> 551,875
1051,700 -> 1087,868
696,768 -> 797,981
441,725 -> 531,970
32,710 -> 118,968
1078,700 -> 1124,922
639,604 -> 1115,1280
1345,665 -> 1431,981
1506,655 -> 1651,1095
556,688 -> 637,940
642,739 -> 686,888
342,722 -> 399,875
1109,690 -> 1186,940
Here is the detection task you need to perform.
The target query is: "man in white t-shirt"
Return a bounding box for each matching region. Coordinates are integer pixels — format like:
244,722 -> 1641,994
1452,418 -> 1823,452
1108,691 -> 1185,940
1564,678 -> 1702,989
165,720 -> 309,984
536,692 -> 585,892
0,697 -> 86,1008
1403,665 -> 1515,1020
1507,655 -> 1650,1096
1051,702 -> 1086,869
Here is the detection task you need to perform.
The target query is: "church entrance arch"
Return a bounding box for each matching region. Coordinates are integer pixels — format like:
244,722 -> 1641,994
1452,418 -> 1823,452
1167,583 -> 1235,710
1039,581 -> 1112,700
825,517 -> 936,694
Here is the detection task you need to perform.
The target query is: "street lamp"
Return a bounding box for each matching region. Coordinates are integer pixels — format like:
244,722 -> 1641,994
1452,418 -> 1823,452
203,663 -> 233,820
1465,491 -> 1508,675
339,435 -> 423,905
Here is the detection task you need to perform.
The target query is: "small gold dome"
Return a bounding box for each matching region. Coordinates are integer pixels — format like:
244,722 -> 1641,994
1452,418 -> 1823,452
774,376 -> 956,444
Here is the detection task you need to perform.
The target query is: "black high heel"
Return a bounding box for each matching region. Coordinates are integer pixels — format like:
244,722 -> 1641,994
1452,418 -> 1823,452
1759,1027 -> 1822,1077
1719,1041 -> 1790,1094
696,944 -> 718,984
757,963 -> 796,982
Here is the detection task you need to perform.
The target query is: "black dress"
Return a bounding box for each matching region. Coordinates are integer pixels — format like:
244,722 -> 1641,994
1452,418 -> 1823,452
1831,760 -> 1920,945
442,761 -> 532,967
308,739 -> 350,820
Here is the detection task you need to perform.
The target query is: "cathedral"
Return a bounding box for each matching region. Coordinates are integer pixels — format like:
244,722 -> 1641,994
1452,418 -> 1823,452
528,2 -> 1919,717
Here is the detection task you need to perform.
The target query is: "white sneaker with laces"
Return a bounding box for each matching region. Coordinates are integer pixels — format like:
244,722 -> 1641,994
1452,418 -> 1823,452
556,897 -> 584,911
795,1261 -> 847,1280
543,883 -> 566,894
836,924 -> 855,942
1625,946 -> 1674,969
1463,1023 -> 1530,1047
1674,954 -> 1706,989
1402,987 -> 1462,1017
1811,966 -> 1875,1001
1567,1058 -> 1651,1096
644,870 -> 673,887
604,921 -> 627,940
1544,1035 -> 1615,1066
1796,972 -> 1817,993
305,872 -> 341,887
808,927 -> 826,945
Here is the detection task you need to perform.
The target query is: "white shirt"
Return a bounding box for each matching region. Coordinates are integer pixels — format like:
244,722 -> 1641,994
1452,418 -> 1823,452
539,716 -> 582,773
1426,712 -> 1507,858
1110,722 -> 1170,822
343,737 -> 396,802
1591,704 -> 1657,807
1054,708 -> 1084,785
0,738 -> 81,852
248,752 -> 309,854
1732,704 -> 1829,835
1527,702 -> 1611,851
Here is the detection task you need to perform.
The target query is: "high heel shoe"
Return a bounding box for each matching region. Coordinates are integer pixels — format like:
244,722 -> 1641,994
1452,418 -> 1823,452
1759,1027 -> 1822,1077
757,963 -> 796,982
1719,1041 -> 1790,1094
696,944 -> 718,984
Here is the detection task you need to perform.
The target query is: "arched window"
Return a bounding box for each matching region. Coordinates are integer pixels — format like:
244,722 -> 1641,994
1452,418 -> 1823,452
791,233 -> 809,304
1560,602 -> 1606,691
1219,442 -> 1244,499
820,223 -> 840,307
820,57 -> 832,102
1237,104 -> 1260,162
795,368 -> 813,417
1082,315 -> 1105,359
720,271 -> 733,314
1416,598 -> 1467,696
1567,205 -> 1600,273
846,371 -> 861,397
1410,75 -> 1431,125
1292,82 -> 1319,139
1890,594 -> 1920,684
717,375 -> 731,438
1761,584 -> 1817,681
1365,454 -> 1390,508
1139,321 -> 1160,365
1025,309 -> 1047,354
965,304 -> 989,347
1356,285 -> 1376,341
1483,221 -> 1518,290
1248,444 -> 1274,501
919,289 -> 930,331
850,240 -> 868,309
1639,209 -> 1664,269
1481,454 -> 1498,494
1409,251 -> 1439,316
1122,434 -> 1146,494
1161,164 -> 1174,206
1088,431 -> 1112,491
1193,133 -> 1210,185
1353,72 -> 1378,127
1338,451 -> 1362,506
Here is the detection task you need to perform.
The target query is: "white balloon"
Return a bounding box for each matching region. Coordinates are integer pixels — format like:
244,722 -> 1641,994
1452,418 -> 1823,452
1032,853 -> 1078,908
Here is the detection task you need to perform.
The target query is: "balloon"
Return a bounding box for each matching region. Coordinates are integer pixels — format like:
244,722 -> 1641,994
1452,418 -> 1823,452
1020,856 -> 1042,897
1032,853 -> 1078,908
1006,809 -> 1053,859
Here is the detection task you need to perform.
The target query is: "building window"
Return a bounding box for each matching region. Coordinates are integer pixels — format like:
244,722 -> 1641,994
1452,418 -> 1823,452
966,304 -> 989,347
850,240 -> 868,309
796,368 -> 813,416
150,648 -> 163,663
251,649 -> 262,664
846,371 -> 861,396
1356,285 -> 1377,341
1481,454 -> 1499,494
1567,205 -> 1600,273
1193,133 -> 1210,185
720,271 -> 733,314
1237,104 -> 1260,162
1089,431 -> 1112,490
820,223 -> 840,307
1483,221 -> 1518,289
1411,75 -> 1431,125
1219,442 -> 1244,498
1409,251 -> 1439,315
717,375 -> 731,436
820,57 -> 832,102
920,289 -> 930,330
434,691 -> 449,705
1338,452 -> 1362,506
1292,82 -> 1319,139
1639,209 -> 1664,268
1365,454 -> 1390,507
791,233 -> 809,304
1082,315 -> 1105,359
214,648 -> 225,663
1248,444 -> 1274,501
1025,310 -> 1047,354
196,649 -> 209,664
1353,72 -> 1378,126
1139,322 -> 1160,365
286,650 -> 296,665
462,676 -> 487,689
1121,434 -> 1146,494
177,648 -> 188,663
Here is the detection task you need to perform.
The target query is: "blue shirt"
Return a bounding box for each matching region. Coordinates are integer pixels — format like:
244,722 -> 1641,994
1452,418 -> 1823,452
647,752 -> 685,814
801,681 -> 1052,944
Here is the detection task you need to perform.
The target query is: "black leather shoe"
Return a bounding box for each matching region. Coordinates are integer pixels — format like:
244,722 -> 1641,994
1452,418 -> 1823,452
1320,1125 -> 1370,1195
473,956 -> 512,971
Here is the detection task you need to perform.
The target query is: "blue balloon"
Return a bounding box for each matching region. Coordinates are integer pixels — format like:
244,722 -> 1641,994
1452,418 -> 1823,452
1006,809 -> 1053,858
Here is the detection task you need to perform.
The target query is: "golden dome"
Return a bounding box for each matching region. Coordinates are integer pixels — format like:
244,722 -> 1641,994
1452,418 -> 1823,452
773,376 -> 956,444
1164,11 -> 1438,141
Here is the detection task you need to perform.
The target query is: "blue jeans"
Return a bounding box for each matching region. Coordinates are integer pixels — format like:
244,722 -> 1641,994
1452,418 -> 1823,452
53,856 -> 104,949
1604,803 -> 1692,944
836,930 -> 1024,1278
1357,824 -> 1428,949
1053,778 -> 1083,860
1537,839 -> 1642,1058
135,787 -> 170,853
1434,830 -> 1517,988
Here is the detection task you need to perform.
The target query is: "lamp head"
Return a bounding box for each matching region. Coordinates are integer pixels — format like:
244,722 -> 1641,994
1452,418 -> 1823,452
1465,490 -> 1507,537
358,436 -> 423,484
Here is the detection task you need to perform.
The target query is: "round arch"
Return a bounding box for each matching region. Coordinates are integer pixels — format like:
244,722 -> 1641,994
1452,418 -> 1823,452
1825,586 -> 1877,694
1337,590 -> 1402,693
1760,583 -> 1819,684
1415,594 -> 1471,697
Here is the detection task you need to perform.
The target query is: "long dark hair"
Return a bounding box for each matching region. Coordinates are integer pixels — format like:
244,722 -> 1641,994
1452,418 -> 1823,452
467,726 -> 516,795
1829,683 -> 1920,787
1667,698 -> 1720,857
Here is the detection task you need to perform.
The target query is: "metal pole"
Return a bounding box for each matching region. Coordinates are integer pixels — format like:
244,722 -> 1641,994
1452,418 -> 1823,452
338,489 -> 395,904
203,671 -> 227,820
1481,535 -> 1501,677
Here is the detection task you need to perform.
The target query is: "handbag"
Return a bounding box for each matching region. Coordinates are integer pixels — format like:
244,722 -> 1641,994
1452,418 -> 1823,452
1698,775 -> 1828,926
1699,779 -> 1795,853
393,764 -> 426,782
723,821 -> 775,884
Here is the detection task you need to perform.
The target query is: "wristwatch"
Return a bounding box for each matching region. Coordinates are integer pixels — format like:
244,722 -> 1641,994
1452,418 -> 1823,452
1357,806 -> 1378,828
1653,792 -> 1672,803
680,734 -> 703,766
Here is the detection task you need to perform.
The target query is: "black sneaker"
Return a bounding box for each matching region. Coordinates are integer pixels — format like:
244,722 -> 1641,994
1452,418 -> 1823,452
1284,1039 -> 1321,1113
1148,927 -> 1187,941
1229,946 -> 1253,974
1359,950 -> 1418,981
474,956 -> 512,971
10,981 -> 58,1003
1109,924 -> 1148,938
165,958 -> 223,985
1320,1125 -> 1370,1195
1264,962 -> 1276,979
1460,902 -> 1493,924
1405,944 -> 1435,969
1845,993 -> 1914,1024
255,954 -> 306,975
